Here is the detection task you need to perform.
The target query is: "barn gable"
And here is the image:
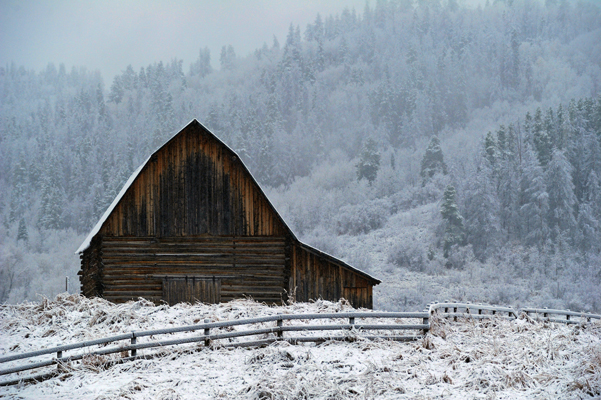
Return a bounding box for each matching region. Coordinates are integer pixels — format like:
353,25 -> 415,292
77,120 -> 380,307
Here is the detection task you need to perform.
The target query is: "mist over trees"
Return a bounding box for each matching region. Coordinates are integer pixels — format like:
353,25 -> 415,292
1,0 -> 600,310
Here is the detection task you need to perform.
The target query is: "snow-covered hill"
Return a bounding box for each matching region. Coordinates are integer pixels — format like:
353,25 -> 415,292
1,294 -> 600,399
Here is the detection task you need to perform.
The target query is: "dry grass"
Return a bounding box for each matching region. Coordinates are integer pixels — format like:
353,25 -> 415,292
1,294 -> 600,399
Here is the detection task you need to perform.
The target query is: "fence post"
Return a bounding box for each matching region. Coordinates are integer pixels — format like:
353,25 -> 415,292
422,315 -> 429,336
56,350 -> 63,371
204,319 -> 211,347
349,316 -> 355,326
131,332 -> 137,357
276,314 -> 283,338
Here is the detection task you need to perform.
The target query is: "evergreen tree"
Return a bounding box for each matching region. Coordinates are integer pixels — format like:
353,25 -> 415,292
463,161 -> 501,260
532,107 -> 552,167
546,149 -> 577,239
484,131 -> 497,165
220,45 -> 236,70
108,75 -> 124,104
9,158 -> 28,223
356,138 -> 381,184
576,201 -> 599,252
519,147 -> 549,246
441,185 -> 466,258
38,170 -> 64,230
190,47 -> 212,78
17,218 -> 28,243
420,136 -> 447,184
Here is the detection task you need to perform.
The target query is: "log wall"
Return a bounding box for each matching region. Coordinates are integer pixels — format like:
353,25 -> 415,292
290,244 -> 373,309
97,236 -> 287,304
79,235 -> 103,297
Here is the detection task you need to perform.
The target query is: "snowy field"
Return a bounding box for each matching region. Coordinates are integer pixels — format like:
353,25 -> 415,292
1,294 -> 600,399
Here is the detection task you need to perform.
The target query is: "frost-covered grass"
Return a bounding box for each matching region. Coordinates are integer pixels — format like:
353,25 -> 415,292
1,295 -> 600,399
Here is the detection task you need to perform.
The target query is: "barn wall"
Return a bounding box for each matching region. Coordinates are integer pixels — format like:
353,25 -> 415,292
100,123 -> 287,238
98,236 -> 287,304
79,235 -> 103,297
290,244 -> 374,309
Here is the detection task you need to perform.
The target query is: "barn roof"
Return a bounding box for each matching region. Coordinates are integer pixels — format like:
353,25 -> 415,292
76,119 -> 380,284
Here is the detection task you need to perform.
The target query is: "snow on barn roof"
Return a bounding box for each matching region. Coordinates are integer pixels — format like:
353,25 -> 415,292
75,156 -> 148,254
76,119 -> 245,254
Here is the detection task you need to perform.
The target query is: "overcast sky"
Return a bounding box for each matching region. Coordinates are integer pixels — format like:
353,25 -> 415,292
0,0 -> 371,83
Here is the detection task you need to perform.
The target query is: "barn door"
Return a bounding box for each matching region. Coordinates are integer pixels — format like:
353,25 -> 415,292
162,276 -> 221,305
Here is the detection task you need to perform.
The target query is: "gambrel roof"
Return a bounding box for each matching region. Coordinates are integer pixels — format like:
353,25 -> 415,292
76,119 -> 380,285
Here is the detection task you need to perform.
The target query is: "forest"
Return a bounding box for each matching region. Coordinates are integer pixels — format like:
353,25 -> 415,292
1,0 -> 600,312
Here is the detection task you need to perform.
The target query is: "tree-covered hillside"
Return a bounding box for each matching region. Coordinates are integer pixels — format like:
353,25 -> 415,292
1,0 -> 600,309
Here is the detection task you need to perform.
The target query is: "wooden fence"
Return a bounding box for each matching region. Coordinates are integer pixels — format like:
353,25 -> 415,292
428,301 -> 601,325
2,302 -> 600,386
0,311 -> 428,386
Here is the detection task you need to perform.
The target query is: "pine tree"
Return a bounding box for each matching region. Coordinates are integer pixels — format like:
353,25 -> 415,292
17,218 -> 28,243
463,161 -> 501,260
576,201 -> 599,252
356,138 -> 381,184
484,131 -> 497,165
38,170 -> 64,230
519,147 -> 549,247
190,47 -> 212,78
9,158 -> 28,223
532,107 -> 552,167
420,136 -> 447,184
546,149 -> 577,240
441,185 -> 466,258
108,75 -> 124,104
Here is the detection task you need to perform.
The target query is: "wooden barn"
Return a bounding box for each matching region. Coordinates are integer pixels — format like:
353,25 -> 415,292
76,120 -> 380,308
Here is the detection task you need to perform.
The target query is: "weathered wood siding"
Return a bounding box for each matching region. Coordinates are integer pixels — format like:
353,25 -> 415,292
100,123 -> 287,238
79,120 -> 378,307
290,244 -> 373,309
79,235 -> 103,297
98,236 -> 287,304
162,276 -> 221,306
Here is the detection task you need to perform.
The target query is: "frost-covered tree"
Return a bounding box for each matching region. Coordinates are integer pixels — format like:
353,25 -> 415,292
190,47 -> 213,78
546,149 -> 577,240
38,172 -> 64,230
17,218 -> 28,243
356,138 -> 380,184
532,107 -> 552,167
519,148 -> 549,247
441,185 -> 465,258
420,136 -> 447,184
464,157 -> 501,261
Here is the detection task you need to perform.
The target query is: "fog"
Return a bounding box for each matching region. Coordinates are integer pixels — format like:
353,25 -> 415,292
1,0 -> 369,81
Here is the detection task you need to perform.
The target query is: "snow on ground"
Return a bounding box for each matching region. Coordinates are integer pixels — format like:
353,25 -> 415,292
1,294 -> 600,399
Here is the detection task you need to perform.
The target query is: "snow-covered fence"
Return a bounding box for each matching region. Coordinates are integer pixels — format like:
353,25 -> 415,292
3,302 -> 600,387
0,311 -> 428,386
428,302 -> 518,321
522,307 -> 601,325
428,302 -> 601,325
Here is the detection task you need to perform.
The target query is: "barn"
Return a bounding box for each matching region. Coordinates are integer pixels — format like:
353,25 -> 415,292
76,120 -> 380,308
